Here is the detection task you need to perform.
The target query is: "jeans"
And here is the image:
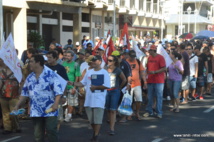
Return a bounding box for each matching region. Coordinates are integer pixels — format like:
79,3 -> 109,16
105,89 -> 120,110
32,116 -> 58,142
146,83 -> 164,115
168,80 -> 181,99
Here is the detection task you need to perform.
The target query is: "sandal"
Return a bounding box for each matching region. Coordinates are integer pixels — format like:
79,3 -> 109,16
174,109 -> 180,113
136,116 -> 143,121
119,119 -> 127,123
170,108 -> 176,112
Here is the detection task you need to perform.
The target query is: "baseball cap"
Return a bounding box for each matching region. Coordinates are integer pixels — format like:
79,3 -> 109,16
95,37 -> 100,40
85,55 -> 94,63
77,49 -> 85,55
76,42 -> 80,46
128,50 -> 136,58
149,45 -> 157,50
86,36 -> 90,40
203,41 -> 208,44
39,46 -> 45,49
111,51 -> 120,56
91,55 -> 102,62
98,46 -> 105,51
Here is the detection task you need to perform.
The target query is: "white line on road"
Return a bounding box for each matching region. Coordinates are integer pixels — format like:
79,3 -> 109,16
204,106 -> 214,113
151,138 -> 163,142
1,136 -> 21,142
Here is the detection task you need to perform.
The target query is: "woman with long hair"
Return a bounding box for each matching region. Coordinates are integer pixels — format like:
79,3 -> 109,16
105,55 -> 126,135
168,51 -> 184,113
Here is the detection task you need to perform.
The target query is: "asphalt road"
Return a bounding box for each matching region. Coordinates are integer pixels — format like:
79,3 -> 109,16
0,94 -> 214,142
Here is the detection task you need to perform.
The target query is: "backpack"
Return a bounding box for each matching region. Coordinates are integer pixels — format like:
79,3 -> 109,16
0,70 -> 19,98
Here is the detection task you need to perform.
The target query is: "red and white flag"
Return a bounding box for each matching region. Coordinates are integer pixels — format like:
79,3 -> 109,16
119,23 -> 130,50
105,30 -> 115,57
92,39 -> 102,55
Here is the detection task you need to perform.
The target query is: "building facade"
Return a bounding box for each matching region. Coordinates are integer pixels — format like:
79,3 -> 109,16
165,0 -> 214,39
2,0 -> 164,58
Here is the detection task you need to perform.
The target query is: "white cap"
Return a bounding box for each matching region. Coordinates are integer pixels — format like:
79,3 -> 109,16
76,42 -> 80,46
95,36 -> 100,40
86,36 -> 90,40
98,46 -> 105,51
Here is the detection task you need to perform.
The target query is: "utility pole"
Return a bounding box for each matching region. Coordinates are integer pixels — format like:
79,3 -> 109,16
113,0 -> 116,37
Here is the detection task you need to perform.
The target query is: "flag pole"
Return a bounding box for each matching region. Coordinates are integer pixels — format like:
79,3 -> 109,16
0,0 -> 3,48
113,0 -> 116,37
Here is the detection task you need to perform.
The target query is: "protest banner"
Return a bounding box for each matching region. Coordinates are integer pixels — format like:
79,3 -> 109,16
0,33 -> 22,82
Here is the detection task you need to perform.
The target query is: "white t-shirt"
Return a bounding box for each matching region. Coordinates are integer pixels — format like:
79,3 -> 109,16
80,61 -> 89,74
81,68 -> 110,108
189,53 -> 198,76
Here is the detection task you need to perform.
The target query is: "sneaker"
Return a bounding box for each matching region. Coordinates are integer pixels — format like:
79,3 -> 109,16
199,96 -> 204,100
180,97 -> 184,103
156,114 -> 162,119
143,112 -> 154,117
109,130 -> 115,135
64,114 -> 72,122
191,97 -> 196,101
167,96 -> 171,101
193,94 -> 199,99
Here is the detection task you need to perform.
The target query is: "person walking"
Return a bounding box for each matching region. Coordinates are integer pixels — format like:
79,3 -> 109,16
14,54 -> 64,142
68,55 -> 110,142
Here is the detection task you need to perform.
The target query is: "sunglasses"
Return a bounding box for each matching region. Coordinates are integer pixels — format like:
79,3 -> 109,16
108,59 -> 113,62
96,52 -> 99,54
185,48 -> 192,50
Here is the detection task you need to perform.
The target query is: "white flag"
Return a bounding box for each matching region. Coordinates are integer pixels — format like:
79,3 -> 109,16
0,33 -> 22,82
157,44 -> 172,67
132,36 -> 145,59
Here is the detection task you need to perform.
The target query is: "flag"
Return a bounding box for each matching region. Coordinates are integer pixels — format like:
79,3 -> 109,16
0,33 -> 22,82
92,39 -> 102,55
105,30 -> 115,57
119,23 -> 130,49
132,35 -> 145,59
157,44 -> 172,67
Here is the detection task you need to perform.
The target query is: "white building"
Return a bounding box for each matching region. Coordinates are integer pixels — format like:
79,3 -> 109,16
165,0 -> 214,39
1,0 -> 165,58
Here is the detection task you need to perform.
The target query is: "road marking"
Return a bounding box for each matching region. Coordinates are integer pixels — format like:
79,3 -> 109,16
204,106 -> 214,113
151,138 -> 163,142
1,136 -> 21,142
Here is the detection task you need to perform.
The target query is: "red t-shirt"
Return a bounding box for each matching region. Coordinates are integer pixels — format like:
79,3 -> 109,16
147,54 -> 166,83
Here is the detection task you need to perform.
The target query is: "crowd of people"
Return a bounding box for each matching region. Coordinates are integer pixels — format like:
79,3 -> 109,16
0,34 -> 214,142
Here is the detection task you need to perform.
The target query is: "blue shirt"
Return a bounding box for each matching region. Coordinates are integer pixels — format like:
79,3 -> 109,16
21,66 -> 63,117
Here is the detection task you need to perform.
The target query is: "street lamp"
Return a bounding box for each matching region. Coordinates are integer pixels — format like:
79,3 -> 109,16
194,9 -> 198,34
160,0 -> 164,41
113,0 -> 116,37
187,6 -> 192,33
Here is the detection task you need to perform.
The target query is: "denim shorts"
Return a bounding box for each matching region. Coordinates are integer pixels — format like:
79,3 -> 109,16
189,76 -> 197,89
105,89 -> 120,110
168,80 -> 181,99
197,75 -> 205,87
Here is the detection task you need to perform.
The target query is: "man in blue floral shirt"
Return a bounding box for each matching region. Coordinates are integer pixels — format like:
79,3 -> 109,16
15,54 -> 63,142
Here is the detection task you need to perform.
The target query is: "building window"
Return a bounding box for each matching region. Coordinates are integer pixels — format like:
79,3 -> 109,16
63,26 -> 73,32
82,27 -> 90,33
42,11 -> 58,18
82,13 -> 90,22
62,13 -> 73,20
